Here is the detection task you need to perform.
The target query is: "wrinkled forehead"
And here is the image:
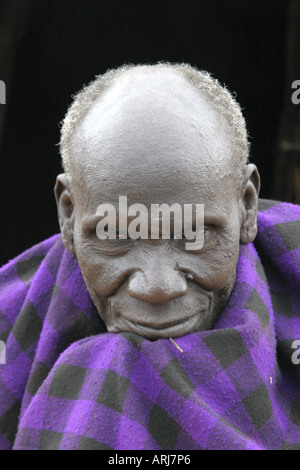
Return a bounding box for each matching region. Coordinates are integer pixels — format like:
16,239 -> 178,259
70,69 -> 236,211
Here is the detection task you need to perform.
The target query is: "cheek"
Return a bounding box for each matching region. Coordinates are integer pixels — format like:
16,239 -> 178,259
211,214 -> 241,282
186,232 -> 240,290
203,251 -> 239,290
73,236 -> 133,297
212,235 -> 240,283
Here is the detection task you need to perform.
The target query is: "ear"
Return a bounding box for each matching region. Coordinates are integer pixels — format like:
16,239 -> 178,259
54,174 -> 76,255
239,164 -> 261,244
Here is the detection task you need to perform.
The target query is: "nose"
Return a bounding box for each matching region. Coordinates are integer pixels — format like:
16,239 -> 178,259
127,259 -> 188,304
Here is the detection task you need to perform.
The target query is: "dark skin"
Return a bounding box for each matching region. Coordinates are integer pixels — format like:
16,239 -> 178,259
55,69 -> 260,340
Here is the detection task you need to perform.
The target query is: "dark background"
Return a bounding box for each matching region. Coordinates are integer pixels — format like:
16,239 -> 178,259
0,0 -> 293,266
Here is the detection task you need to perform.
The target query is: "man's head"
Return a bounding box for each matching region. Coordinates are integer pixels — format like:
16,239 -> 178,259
55,63 -> 260,339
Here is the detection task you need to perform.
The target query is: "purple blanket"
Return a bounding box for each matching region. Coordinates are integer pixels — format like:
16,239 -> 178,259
0,200 -> 299,450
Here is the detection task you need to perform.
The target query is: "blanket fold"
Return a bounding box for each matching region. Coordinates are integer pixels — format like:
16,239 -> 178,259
0,199 -> 299,450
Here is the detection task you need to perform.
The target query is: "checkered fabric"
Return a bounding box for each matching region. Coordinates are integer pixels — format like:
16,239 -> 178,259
0,199 -> 299,450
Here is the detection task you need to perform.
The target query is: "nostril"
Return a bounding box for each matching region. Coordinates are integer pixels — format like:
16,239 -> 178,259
128,270 -> 188,304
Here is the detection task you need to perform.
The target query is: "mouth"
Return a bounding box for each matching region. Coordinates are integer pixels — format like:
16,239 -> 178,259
121,310 -> 207,339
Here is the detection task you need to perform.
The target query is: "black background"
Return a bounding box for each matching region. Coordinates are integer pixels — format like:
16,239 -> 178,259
0,0 -> 289,266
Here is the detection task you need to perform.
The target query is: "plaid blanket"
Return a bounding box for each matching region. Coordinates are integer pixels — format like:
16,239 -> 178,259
0,199 -> 299,450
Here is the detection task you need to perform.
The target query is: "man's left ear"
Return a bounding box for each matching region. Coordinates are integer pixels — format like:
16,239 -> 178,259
54,173 -> 76,255
239,163 -> 261,244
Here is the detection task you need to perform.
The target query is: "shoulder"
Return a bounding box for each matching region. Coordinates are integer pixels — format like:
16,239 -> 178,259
257,198 -> 300,243
258,197 -> 300,215
0,234 -> 62,329
255,198 -> 299,290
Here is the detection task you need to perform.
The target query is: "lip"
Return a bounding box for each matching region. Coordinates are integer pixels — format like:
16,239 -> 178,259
122,310 -> 206,339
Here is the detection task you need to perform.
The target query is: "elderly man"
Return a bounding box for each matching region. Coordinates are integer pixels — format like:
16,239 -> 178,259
0,63 -> 299,450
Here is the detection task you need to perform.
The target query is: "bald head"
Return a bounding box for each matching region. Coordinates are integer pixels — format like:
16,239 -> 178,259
69,67 -> 235,203
60,63 -> 250,187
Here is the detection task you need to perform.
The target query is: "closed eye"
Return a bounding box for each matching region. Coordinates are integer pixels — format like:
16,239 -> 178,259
171,226 -> 207,239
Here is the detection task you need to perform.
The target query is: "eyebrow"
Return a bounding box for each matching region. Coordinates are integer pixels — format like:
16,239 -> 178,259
81,214 -> 140,231
81,215 -> 103,232
203,213 -> 228,228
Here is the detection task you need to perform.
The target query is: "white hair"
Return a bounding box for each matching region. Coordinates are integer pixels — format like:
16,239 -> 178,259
59,62 -> 250,183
